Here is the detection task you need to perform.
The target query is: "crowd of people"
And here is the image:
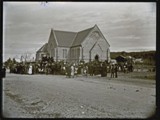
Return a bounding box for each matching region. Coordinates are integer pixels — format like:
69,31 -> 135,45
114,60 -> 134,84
4,56 -> 134,78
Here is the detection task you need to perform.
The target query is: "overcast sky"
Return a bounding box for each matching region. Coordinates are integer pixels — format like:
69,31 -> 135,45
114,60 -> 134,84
3,2 -> 156,61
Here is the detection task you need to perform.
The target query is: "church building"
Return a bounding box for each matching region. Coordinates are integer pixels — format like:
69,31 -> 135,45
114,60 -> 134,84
36,24 -> 110,63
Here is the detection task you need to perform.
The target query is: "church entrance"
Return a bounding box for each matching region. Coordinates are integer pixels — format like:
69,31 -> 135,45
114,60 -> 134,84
89,43 -> 103,62
95,54 -> 99,61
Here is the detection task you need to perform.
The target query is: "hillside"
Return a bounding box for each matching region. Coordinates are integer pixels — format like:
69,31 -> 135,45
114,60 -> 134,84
110,50 -> 156,65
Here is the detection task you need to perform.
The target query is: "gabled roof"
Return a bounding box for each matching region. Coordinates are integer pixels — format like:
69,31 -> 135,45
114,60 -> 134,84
71,27 -> 94,47
94,24 -> 110,47
54,30 -> 77,47
51,27 -> 94,47
37,43 -> 48,52
49,24 -> 108,48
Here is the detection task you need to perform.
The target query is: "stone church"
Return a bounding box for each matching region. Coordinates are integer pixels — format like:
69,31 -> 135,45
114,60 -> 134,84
36,24 -> 110,63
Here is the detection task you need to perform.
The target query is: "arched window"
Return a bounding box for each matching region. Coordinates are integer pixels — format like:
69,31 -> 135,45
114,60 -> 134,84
63,49 -> 67,58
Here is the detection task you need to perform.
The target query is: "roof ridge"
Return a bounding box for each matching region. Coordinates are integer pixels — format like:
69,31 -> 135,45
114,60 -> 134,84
78,26 -> 94,33
53,26 -> 94,33
54,29 -> 77,34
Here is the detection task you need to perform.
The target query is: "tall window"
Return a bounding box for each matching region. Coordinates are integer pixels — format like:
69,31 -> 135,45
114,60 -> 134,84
51,48 -> 55,57
63,49 -> 67,58
74,48 -> 76,58
77,48 -> 80,59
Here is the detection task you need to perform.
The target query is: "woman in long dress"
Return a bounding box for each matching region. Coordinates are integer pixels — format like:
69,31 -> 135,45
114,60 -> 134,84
71,65 -> 74,78
28,65 -> 32,75
74,66 -> 78,77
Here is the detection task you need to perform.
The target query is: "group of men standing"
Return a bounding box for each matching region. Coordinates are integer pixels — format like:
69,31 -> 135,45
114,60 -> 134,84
110,64 -> 118,78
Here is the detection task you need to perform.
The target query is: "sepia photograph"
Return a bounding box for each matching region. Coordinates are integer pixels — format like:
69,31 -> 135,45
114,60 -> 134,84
2,2 -> 156,118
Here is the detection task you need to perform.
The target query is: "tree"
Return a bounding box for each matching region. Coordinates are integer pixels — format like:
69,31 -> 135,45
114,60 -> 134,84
121,51 -> 126,56
13,58 -> 16,63
4,58 -> 12,68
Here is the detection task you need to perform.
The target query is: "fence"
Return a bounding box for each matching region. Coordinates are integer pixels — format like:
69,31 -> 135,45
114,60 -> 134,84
133,64 -> 155,72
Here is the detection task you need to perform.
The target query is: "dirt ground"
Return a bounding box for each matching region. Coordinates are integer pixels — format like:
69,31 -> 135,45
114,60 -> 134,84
2,71 -> 156,118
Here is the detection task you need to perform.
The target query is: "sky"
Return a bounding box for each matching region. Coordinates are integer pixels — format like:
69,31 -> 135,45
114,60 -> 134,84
3,2 -> 156,61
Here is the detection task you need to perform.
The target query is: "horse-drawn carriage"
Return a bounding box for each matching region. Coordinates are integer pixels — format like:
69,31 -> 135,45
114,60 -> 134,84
115,55 -> 134,73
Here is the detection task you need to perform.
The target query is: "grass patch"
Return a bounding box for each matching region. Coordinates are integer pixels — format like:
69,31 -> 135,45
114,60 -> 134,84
131,75 -> 155,80
118,71 -> 156,80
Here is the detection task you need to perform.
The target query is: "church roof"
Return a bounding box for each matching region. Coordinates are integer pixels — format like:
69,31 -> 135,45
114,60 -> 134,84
52,26 -> 94,47
54,30 -> 77,47
37,43 -> 48,52
71,27 -> 94,47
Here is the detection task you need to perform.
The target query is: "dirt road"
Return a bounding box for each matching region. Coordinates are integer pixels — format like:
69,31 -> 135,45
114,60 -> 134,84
2,72 -> 156,118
